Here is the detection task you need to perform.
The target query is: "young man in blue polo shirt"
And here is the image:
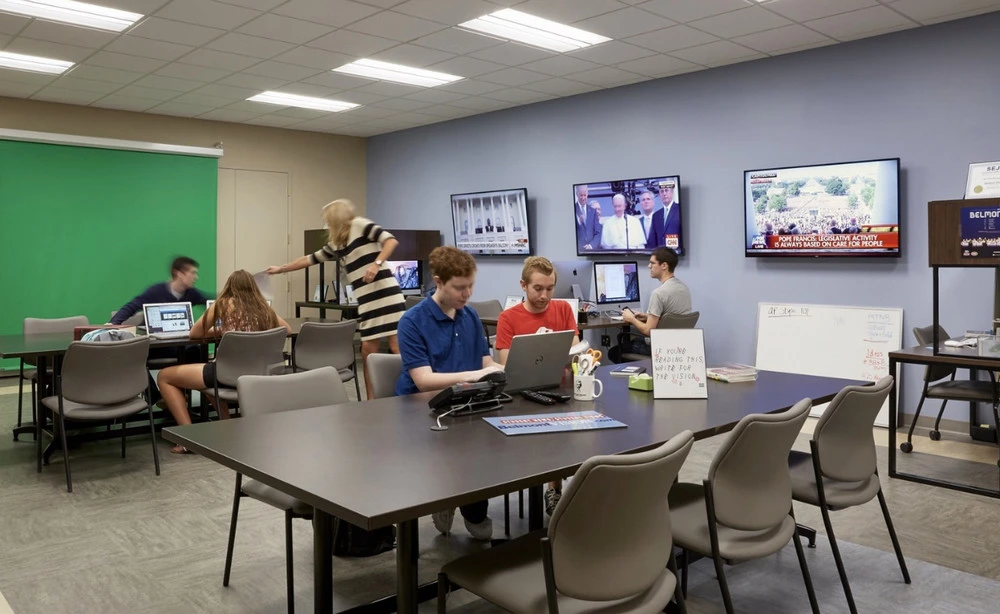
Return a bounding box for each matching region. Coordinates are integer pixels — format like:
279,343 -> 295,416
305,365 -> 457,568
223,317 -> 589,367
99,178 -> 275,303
396,246 -> 503,541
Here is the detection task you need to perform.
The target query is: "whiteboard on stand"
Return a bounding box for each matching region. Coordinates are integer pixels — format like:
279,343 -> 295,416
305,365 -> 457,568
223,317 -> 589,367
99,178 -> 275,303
754,303 -> 903,427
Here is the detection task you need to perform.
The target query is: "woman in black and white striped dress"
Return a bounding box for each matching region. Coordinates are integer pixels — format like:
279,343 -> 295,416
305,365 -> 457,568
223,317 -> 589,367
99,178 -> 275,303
268,199 -> 406,399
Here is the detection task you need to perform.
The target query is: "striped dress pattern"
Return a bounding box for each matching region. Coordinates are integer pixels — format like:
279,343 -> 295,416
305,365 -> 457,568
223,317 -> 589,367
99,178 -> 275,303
309,217 -> 406,341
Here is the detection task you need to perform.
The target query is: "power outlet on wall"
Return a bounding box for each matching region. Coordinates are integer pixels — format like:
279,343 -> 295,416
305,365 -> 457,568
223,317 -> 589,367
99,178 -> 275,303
601,334 -> 611,347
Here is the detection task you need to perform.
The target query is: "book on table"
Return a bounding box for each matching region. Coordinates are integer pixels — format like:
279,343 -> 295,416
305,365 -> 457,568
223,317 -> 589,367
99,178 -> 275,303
610,365 -> 647,377
706,363 -> 758,383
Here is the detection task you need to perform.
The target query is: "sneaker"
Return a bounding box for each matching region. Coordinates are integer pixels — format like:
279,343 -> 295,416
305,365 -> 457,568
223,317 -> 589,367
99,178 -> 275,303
545,488 -> 561,516
432,509 -> 455,536
464,516 -> 493,541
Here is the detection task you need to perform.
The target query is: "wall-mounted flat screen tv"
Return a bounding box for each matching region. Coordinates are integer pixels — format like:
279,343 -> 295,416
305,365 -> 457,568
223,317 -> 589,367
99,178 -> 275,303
573,175 -> 682,256
744,158 -> 900,258
451,188 -> 531,256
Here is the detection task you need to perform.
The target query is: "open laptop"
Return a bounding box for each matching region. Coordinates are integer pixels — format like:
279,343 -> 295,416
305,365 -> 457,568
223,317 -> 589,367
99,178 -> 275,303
504,330 -> 575,392
142,302 -> 194,339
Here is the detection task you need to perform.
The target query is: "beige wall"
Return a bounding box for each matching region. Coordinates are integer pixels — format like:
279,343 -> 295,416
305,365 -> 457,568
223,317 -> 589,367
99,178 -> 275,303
0,95 -> 365,304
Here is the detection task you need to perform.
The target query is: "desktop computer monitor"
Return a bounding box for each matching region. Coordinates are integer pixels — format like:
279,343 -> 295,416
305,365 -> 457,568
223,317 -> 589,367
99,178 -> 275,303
594,261 -> 640,305
552,260 -> 592,300
386,259 -> 422,294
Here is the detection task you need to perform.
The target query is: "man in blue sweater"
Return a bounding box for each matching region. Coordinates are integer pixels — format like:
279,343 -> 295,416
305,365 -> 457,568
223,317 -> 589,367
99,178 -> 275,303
110,256 -> 209,324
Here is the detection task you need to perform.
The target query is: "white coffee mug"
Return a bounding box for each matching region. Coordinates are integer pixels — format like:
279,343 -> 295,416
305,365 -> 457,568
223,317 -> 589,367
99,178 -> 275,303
574,374 -> 603,401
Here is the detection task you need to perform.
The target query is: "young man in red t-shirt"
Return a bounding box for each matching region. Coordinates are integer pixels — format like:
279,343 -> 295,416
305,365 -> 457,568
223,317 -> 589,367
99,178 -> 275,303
495,256 -> 580,514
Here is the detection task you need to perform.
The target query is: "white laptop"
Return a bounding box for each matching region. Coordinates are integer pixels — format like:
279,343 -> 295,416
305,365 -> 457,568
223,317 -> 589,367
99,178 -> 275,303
504,330 -> 575,392
142,302 -> 194,339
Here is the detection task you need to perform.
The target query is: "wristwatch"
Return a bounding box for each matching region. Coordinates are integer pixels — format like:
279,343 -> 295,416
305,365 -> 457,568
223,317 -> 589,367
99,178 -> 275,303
374,259 -> 383,266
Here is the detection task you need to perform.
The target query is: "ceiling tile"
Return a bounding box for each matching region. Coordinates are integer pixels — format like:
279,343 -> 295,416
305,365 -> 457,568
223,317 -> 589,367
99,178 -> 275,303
480,87 -> 549,103
273,0 -> 381,27
18,20 -> 118,48
0,13 -> 30,35
370,97 -> 434,111
569,65 -> 644,86
93,95 -> 163,112
517,0 -> 632,23
0,33 -> 8,47
626,25 -> 719,53
271,83 -> 346,98
154,62 -> 231,82
306,30 -> 398,56
128,17 -> 227,47
636,0 -> 752,23
172,92 -> 235,106
523,77 -> 600,96
33,87 -> 106,105
568,40 -> 656,64
149,101 -> 217,117
0,80 -> 44,97
237,14 -> 333,44
414,102 -> 478,117
392,0 -> 497,24
428,55 -> 507,77
197,108 -> 266,122
0,68 -> 56,85
370,43 -> 454,67
5,37 -> 94,62
764,0 -> 880,22
805,5 -> 917,40
688,6 -> 793,38
302,71 -> 375,89
113,84 -> 181,101
64,65 -> 144,84
669,40 -> 762,66
85,51 -> 168,73
243,61 -> 325,80
102,0 -> 173,12
434,78 -> 504,95
245,114 -> 306,127
207,0 -> 284,9
103,35 -> 193,61
48,76 -> 122,94
131,74 -> 203,92
616,54 -> 697,76
217,72 -> 290,89
469,42 -> 557,66
732,24 -> 834,54
403,88 -> 467,103
573,7 -> 676,38
889,0 -> 1000,24
410,29 -> 502,54
519,55 -> 601,76
206,33 -> 296,59
179,48 -> 260,71
351,80 -> 424,96
477,66 -> 549,86
226,100 -> 292,114
334,89 -> 391,104
191,83 -> 260,100
273,46 -> 354,70
346,11 -> 446,41
340,105 -> 396,118
447,95 -> 511,111
155,0 -> 261,29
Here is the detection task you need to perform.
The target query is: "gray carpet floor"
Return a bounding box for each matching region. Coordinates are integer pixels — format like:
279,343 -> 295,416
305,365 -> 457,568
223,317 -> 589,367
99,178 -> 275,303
1,378 -> 1000,613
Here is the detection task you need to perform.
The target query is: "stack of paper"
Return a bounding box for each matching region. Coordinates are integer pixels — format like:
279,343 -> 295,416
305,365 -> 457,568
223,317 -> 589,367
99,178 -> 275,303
706,363 -> 758,383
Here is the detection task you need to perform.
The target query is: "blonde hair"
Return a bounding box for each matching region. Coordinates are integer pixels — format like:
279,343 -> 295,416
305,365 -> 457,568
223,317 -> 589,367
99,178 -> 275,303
521,256 -> 555,284
210,270 -> 278,333
322,199 -> 357,249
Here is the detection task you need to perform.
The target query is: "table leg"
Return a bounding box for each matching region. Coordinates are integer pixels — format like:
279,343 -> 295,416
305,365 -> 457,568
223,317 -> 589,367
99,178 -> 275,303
396,519 -> 419,614
888,356 -> 897,477
528,485 -> 543,531
313,510 -> 334,614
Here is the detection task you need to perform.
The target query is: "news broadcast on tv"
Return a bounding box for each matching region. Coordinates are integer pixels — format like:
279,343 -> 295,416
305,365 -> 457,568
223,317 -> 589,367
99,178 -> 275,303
744,158 -> 900,258
451,188 -> 531,256
573,175 -> 682,256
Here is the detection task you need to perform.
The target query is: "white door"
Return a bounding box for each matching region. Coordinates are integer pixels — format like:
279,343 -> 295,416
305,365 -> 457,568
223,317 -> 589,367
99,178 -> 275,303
218,169 -> 290,318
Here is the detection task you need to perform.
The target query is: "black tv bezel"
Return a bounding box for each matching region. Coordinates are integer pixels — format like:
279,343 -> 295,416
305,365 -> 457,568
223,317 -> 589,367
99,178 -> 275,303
593,260 -> 641,306
450,187 -> 532,257
572,174 -> 683,257
743,157 -> 901,259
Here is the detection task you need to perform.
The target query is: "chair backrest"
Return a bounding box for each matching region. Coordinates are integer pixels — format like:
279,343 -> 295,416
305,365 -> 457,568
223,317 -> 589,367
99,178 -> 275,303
708,398 -> 811,531
656,311 -> 700,329
237,367 -> 347,417
548,430 -> 694,601
293,320 -> 358,371
61,337 -> 151,405
214,328 -> 288,387
913,325 -> 956,382
367,353 -> 402,399
468,299 -> 503,320
404,296 -> 424,310
24,315 -> 89,335
813,376 -> 893,483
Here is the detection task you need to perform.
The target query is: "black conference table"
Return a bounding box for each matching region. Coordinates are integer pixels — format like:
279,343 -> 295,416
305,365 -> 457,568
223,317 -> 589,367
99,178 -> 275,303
163,364 -> 862,614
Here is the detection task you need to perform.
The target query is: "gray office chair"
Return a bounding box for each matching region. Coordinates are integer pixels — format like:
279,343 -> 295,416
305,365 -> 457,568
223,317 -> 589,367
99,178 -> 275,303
789,376 -> 909,614
670,398 -> 819,614
619,311 -> 700,362
291,320 -> 362,401
202,328 -> 288,419
226,367 -> 346,614
902,325 -> 998,454
438,431 -> 695,614
39,336 -> 158,493
17,315 -> 90,442
404,296 -> 424,310
367,353 -> 402,399
468,299 -> 503,347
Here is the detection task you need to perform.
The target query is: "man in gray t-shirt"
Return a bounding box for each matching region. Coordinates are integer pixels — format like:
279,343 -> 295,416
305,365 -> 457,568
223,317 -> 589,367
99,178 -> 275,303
613,247 -> 692,360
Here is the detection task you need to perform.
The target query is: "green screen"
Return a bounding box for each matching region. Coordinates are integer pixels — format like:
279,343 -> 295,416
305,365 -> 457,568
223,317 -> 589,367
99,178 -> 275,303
0,139 -> 217,370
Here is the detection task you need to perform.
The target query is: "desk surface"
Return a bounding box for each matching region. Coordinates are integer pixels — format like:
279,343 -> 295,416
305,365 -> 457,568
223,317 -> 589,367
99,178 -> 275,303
889,344 -> 1000,369
0,317 -> 332,360
163,365 -> 860,530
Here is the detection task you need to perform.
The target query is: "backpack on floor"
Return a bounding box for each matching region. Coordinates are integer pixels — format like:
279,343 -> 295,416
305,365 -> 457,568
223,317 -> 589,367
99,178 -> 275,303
332,518 -> 395,558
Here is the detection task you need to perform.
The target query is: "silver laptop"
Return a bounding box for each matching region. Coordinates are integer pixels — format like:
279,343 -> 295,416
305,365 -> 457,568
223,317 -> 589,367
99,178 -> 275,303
504,330 -> 575,392
142,302 -> 194,339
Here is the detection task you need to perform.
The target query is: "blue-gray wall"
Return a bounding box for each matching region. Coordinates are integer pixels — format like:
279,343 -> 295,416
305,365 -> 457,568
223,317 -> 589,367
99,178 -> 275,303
367,13 -> 1000,424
